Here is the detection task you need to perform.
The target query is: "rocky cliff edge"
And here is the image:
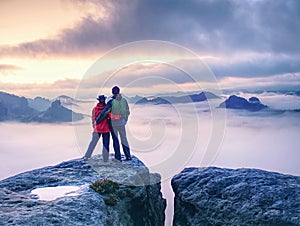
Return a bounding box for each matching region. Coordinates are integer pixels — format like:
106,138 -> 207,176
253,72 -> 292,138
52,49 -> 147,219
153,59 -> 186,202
0,156 -> 166,225
172,167 -> 300,226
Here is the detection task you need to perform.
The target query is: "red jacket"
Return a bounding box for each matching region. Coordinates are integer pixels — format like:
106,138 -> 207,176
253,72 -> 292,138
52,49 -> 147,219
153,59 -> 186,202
92,103 -> 110,133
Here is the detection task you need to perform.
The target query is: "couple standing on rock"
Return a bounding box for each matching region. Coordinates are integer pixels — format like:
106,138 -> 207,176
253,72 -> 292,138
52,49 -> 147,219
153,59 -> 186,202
84,86 -> 132,163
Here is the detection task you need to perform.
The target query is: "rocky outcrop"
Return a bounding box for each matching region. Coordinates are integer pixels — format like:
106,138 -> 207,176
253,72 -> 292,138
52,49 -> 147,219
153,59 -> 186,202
219,95 -> 267,111
25,100 -> 83,122
0,156 -> 166,225
172,167 -> 300,226
53,95 -> 84,107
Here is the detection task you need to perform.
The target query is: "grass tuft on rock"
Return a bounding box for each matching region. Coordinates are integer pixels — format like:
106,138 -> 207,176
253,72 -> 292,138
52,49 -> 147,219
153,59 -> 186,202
90,178 -> 119,195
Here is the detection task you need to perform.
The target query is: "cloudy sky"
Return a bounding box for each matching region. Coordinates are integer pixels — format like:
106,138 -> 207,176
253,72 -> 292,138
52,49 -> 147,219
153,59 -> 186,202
0,0 -> 299,98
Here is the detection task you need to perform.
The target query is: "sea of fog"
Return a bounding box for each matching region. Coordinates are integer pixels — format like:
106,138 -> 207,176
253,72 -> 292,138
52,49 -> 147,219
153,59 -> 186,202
1,92 -> 299,225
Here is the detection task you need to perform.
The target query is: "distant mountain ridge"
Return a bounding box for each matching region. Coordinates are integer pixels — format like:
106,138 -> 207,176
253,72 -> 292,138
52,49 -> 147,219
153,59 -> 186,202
28,94 -> 85,112
0,91 -> 83,123
28,96 -> 50,111
129,91 -> 220,105
0,91 -> 37,121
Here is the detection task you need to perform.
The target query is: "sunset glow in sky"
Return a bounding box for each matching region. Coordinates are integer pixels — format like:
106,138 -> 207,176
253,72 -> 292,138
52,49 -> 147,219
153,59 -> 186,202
1,0 -> 299,98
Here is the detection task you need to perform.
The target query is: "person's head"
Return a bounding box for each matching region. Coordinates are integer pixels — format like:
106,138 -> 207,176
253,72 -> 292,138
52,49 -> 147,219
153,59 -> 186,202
96,95 -> 106,104
112,86 -> 120,95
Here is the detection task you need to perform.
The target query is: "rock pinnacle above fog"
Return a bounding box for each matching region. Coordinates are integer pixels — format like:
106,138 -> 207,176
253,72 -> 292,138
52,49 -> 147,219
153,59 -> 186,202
26,99 -> 83,122
219,95 -> 268,111
0,156 -> 166,226
172,167 -> 300,226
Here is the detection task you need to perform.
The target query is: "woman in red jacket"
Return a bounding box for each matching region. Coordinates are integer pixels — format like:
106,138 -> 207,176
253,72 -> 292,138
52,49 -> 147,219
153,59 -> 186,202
84,95 -> 110,162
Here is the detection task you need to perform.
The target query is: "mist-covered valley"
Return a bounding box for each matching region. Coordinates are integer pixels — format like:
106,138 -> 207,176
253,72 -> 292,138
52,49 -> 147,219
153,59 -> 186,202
1,91 -> 299,179
1,91 -> 299,225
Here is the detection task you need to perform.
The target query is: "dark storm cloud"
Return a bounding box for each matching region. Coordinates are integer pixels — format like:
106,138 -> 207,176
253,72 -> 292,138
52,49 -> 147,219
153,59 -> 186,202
0,0 -> 299,77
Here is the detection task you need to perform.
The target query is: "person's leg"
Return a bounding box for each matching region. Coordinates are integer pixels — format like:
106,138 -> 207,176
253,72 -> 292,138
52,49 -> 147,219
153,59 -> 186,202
101,132 -> 110,162
84,132 -> 100,158
118,125 -> 131,159
109,121 -> 121,161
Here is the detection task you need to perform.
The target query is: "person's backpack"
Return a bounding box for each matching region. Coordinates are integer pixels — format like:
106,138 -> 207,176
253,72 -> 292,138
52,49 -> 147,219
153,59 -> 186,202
111,98 -> 129,120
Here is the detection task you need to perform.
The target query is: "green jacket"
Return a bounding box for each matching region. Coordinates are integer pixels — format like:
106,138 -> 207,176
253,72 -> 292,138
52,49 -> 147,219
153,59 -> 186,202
111,97 -> 130,121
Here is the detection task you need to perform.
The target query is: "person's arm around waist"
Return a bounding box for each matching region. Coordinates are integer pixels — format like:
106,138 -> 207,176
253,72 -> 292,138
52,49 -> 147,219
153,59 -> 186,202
95,100 -> 112,124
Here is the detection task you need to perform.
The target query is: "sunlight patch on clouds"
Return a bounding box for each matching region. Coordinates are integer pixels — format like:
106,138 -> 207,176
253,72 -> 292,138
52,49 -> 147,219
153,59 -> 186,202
0,58 -> 92,84
0,78 -> 80,99
0,0 -> 109,45
72,0 -> 111,22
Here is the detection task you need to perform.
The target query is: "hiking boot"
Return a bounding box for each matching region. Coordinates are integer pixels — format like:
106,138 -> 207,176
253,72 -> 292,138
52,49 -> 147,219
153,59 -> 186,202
123,157 -> 132,161
112,158 -> 122,163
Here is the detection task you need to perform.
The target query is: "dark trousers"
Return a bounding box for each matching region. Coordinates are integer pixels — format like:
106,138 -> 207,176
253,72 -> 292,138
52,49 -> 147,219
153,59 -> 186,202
84,132 -> 110,162
109,122 -> 131,160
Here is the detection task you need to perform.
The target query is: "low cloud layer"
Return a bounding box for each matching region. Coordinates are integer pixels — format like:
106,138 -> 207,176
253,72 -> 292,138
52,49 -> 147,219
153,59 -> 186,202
0,90 -> 299,226
1,95 -> 299,181
0,122 -> 80,180
219,72 -> 300,91
209,54 -> 300,78
0,64 -> 23,75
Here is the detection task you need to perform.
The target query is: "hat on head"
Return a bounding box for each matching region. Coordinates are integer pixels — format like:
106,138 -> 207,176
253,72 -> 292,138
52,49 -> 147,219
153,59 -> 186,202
96,95 -> 106,102
112,86 -> 120,95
